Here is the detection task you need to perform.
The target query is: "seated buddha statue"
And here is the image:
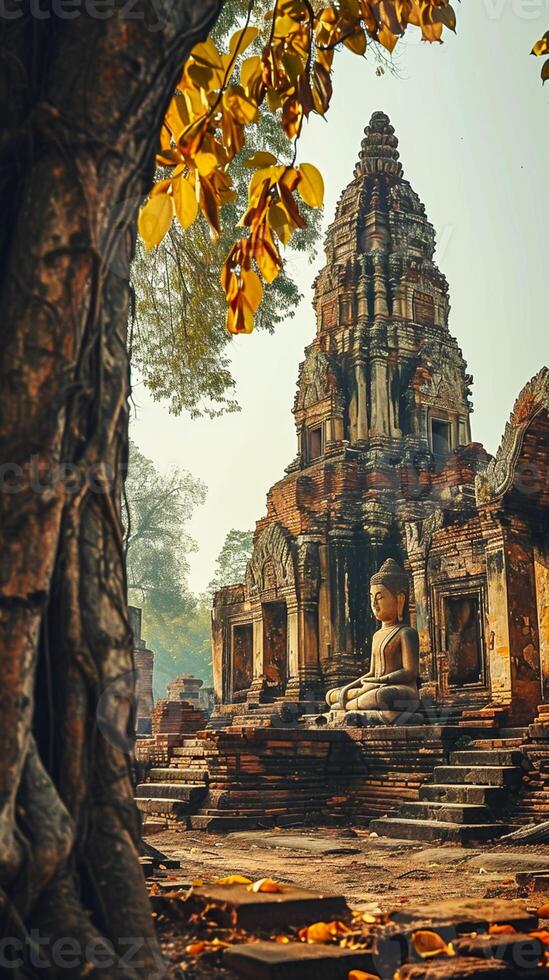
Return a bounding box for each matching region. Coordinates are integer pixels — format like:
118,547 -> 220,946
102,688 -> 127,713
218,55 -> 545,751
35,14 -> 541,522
325,559 -> 420,725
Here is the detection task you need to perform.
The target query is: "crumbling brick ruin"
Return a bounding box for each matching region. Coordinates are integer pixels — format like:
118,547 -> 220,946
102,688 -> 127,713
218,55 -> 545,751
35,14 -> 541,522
137,114 -> 548,839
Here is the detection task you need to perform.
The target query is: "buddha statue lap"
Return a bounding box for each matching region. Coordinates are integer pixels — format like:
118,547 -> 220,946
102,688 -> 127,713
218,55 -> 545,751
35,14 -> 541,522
325,559 -> 420,726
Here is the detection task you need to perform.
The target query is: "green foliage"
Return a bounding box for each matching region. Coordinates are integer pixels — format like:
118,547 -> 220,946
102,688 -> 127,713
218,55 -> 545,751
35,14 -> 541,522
208,528 -> 254,597
125,439 -> 212,693
130,1 -> 321,418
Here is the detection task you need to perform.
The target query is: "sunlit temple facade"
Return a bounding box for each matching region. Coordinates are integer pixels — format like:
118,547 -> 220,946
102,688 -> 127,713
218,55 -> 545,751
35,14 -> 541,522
212,112 -> 549,727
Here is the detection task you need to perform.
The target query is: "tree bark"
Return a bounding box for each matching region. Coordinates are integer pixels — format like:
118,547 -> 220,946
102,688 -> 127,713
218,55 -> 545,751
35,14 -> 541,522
0,2 -> 224,975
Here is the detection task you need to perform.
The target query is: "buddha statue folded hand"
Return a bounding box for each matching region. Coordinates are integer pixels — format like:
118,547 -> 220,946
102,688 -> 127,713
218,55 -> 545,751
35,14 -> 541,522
326,559 -> 420,725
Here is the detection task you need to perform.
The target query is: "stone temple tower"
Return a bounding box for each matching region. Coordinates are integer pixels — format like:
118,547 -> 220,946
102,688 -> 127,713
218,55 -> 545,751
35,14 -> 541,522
212,112 -> 485,713
294,110 -> 472,479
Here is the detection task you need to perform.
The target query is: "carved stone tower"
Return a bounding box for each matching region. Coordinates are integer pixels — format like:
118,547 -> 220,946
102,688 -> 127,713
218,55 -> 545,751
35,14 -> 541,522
293,111 -> 472,479
212,112 -> 498,715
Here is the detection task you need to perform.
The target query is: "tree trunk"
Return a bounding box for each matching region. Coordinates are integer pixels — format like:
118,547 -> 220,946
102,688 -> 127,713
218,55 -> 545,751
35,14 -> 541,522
0,2 -> 223,975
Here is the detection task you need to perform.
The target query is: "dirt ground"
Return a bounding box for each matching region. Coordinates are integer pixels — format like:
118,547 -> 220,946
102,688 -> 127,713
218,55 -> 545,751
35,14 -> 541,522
147,827 -> 549,977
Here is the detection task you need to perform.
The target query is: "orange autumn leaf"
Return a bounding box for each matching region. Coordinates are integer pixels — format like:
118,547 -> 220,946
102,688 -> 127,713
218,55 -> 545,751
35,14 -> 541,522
248,877 -> 284,893
348,972 -> 380,980
531,929 -> 549,945
537,903 -> 549,918
412,930 -> 454,959
488,924 -> 516,935
299,920 -> 352,943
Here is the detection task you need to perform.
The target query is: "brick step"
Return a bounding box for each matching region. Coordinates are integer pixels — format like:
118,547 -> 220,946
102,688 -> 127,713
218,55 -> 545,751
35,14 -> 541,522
398,801 -> 494,825
135,782 -> 207,803
149,767 -> 208,783
420,783 -> 508,806
469,738 -> 524,750
450,749 -> 527,767
433,765 -> 524,787
369,816 -> 508,843
135,797 -> 193,817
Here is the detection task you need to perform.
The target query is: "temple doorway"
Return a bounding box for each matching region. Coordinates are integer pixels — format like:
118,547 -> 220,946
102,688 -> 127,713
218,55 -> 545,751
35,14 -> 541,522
444,594 -> 485,687
231,624 -> 253,701
262,601 -> 288,695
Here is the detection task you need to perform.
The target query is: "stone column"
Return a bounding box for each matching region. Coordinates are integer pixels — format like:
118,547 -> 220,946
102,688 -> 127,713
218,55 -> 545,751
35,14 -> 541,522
482,512 -> 542,722
405,512 -> 443,690
323,533 -> 357,688
534,539 -> 549,702
355,359 -> 368,440
246,600 -> 265,702
369,354 -> 390,436
286,537 -> 323,701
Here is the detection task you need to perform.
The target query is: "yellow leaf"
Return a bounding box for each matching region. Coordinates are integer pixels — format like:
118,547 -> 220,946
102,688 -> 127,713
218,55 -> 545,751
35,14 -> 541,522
194,151 -> 218,177
245,151 -> 278,169
224,85 -> 259,125
226,301 -> 254,335
214,874 -> 252,885
241,55 -> 262,90
241,269 -> 264,312
532,31 -> 549,56
344,29 -> 367,56
297,163 -> 324,208
138,194 -> 173,249
378,24 -> 398,53
190,38 -> 223,70
230,26 -> 259,57
248,878 -> 284,893
172,176 -> 198,230
412,930 -> 453,959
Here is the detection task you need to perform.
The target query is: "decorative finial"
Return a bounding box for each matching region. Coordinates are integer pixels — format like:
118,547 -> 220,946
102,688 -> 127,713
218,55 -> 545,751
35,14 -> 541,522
355,111 -> 403,178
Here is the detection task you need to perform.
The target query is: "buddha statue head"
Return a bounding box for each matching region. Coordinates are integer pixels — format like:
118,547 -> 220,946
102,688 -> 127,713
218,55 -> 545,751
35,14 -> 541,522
369,559 -> 409,626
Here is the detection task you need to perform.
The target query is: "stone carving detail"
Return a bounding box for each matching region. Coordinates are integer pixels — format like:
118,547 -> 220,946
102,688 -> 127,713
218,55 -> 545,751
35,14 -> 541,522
419,341 -> 469,413
405,510 -> 444,561
476,367 -> 549,505
297,539 -> 321,602
294,348 -> 342,413
246,523 -> 296,596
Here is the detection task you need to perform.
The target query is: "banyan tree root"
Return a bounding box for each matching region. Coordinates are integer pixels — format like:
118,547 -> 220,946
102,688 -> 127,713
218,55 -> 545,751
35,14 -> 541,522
0,2 -> 224,976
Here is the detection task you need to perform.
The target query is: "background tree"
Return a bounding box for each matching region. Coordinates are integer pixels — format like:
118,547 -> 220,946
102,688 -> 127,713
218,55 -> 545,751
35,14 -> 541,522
208,527 -> 254,596
125,439 -> 213,694
130,1 -> 321,418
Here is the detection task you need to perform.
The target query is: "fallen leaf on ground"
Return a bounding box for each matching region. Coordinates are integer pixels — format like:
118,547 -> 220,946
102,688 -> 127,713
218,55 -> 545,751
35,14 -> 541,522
248,878 -> 284,893
412,930 -> 454,959
488,924 -> 516,935
348,972 -> 380,980
299,920 -> 352,943
537,903 -> 549,918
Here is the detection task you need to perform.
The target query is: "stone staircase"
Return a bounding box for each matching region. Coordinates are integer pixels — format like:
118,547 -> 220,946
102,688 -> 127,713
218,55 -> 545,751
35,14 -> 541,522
136,748 -> 209,828
370,728 -> 529,843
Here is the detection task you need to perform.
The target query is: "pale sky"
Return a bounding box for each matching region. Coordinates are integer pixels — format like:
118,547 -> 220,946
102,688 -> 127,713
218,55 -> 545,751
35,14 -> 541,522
131,2 -> 549,595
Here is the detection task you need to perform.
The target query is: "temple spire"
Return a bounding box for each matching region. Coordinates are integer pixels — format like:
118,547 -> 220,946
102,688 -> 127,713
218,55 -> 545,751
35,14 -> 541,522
355,111 -> 403,178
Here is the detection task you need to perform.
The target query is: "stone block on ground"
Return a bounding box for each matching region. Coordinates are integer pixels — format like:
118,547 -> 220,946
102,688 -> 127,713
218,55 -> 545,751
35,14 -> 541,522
395,958 -> 527,979
467,853 -> 549,873
454,933 -> 544,968
189,882 -> 349,931
227,832 -> 361,855
223,941 -> 376,980
387,898 -> 537,940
